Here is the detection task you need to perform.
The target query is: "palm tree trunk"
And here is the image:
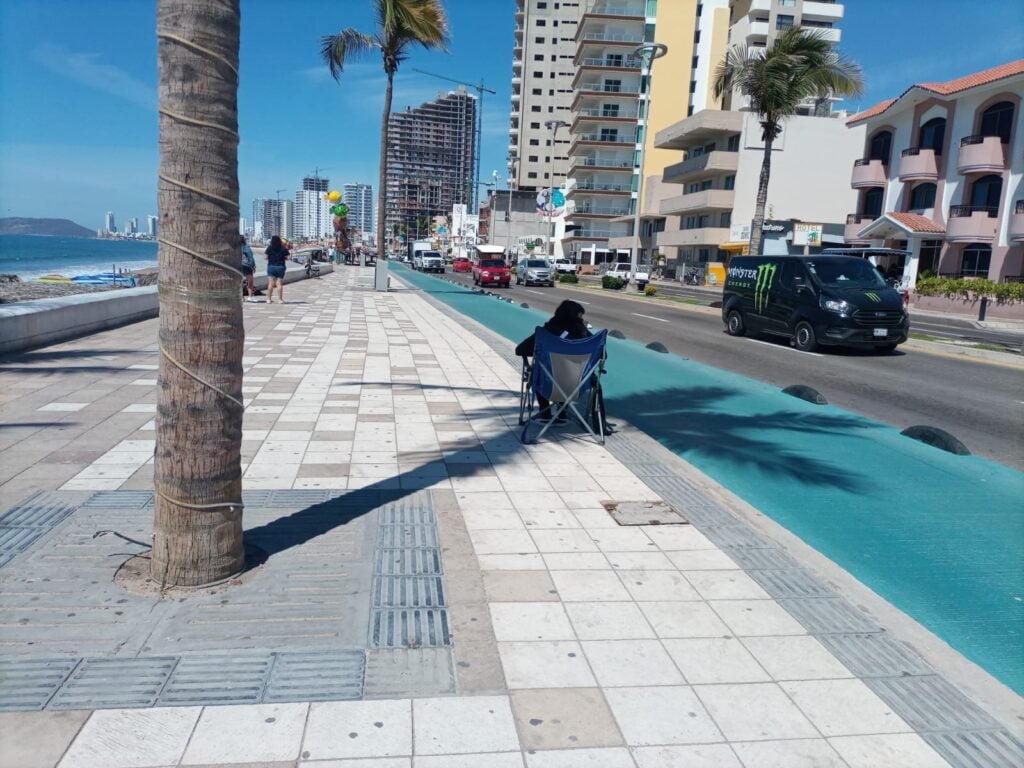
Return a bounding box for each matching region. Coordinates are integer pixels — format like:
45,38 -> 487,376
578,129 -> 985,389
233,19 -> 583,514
748,133 -> 775,257
152,0 -> 245,587
377,70 -> 395,259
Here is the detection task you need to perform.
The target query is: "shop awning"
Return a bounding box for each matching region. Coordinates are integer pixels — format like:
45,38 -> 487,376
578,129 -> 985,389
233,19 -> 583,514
718,241 -> 749,254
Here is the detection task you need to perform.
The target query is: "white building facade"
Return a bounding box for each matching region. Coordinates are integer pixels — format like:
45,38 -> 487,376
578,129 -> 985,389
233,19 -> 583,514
343,183 -> 374,241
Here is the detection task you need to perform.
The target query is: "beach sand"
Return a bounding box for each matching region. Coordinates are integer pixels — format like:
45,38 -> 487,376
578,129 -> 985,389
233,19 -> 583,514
0,268 -> 159,304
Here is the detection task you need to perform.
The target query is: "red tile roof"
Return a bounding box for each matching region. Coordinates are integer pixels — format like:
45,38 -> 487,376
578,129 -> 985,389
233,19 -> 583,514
886,212 -> 945,234
848,60 -> 1024,125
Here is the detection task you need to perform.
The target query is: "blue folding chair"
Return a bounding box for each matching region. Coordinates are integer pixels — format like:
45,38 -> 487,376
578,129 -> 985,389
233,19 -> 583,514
519,327 -> 608,445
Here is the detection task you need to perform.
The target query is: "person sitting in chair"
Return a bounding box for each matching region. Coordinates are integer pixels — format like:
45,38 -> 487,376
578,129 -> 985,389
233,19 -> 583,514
516,300 -> 612,434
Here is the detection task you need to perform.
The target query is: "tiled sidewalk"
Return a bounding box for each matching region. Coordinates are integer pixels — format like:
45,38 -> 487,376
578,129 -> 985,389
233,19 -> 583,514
0,268 -> 1019,767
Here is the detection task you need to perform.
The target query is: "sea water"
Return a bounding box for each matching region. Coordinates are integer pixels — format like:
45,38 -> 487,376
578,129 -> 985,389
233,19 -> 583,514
0,235 -> 158,281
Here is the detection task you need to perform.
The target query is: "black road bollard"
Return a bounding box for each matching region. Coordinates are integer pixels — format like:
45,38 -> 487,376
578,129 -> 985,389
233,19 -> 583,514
978,296 -> 988,322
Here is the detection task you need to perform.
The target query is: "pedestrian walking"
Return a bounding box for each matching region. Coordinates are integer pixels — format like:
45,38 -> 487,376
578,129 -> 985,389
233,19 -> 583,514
264,235 -> 288,304
240,237 -> 256,301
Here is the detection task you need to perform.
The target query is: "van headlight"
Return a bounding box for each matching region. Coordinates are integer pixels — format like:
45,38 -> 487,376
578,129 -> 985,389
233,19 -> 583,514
821,298 -> 852,314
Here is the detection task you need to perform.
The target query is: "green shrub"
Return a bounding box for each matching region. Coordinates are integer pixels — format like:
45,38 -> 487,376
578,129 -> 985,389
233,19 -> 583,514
644,284 -> 657,296
602,276 -> 626,290
559,273 -> 579,284
914,277 -> 1024,303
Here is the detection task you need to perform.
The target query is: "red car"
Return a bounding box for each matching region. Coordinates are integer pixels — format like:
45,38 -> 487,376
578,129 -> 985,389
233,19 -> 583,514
453,256 -> 472,273
472,258 -> 511,288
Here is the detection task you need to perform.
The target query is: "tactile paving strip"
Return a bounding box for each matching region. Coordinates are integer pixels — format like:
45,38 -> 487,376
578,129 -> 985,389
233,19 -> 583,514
48,656 -> 179,710
923,731 -> 1024,768
0,492 -> 81,568
0,657 -> 79,711
818,633 -> 934,678
263,650 -> 364,702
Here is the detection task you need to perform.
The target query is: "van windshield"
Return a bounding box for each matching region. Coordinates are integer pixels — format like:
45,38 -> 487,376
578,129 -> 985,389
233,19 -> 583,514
526,260 -> 548,268
806,258 -> 886,289
479,260 -> 505,268
423,251 -> 441,258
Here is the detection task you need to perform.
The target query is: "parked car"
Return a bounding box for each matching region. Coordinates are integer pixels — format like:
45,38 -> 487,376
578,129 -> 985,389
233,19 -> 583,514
721,255 -> 909,353
552,258 -> 576,275
453,256 -> 473,273
516,258 -> 554,286
472,258 -> 511,288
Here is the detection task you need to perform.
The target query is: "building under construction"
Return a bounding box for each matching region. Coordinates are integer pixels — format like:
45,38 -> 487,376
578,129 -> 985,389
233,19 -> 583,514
385,88 -> 476,247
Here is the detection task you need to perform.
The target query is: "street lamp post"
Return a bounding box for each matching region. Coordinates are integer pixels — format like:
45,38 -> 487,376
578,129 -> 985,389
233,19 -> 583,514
544,119 -> 569,259
630,42 -> 668,276
506,157 -> 518,256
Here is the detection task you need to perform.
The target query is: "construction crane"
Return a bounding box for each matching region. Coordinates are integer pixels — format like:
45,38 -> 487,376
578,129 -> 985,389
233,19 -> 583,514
411,68 -> 496,209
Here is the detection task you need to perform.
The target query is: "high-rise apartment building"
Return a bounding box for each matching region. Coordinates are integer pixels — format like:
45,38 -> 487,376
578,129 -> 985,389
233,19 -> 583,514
385,89 -> 476,245
104,211 -> 115,233
260,199 -> 293,241
147,215 -> 158,237
509,0 -> 583,191
343,183 -> 374,240
295,176 -> 332,240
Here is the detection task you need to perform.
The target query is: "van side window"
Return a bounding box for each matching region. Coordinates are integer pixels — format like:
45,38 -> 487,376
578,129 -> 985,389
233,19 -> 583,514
780,261 -> 807,290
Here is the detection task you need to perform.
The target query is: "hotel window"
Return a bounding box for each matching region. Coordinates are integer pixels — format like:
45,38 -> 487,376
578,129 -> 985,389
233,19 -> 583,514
863,188 -> 884,217
969,174 -> 1002,213
868,130 -> 892,164
719,212 -> 732,227
919,240 -> 941,275
979,101 -> 1014,143
908,183 -> 936,211
960,244 -> 991,277
918,117 -> 946,155
727,134 -> 740,151
724,175 -> 735,190
779,0 -> 795,5
776,14 -> 794,30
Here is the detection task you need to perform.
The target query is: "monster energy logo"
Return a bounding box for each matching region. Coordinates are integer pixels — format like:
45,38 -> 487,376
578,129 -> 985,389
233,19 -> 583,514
865,292 -> 881,303
754,263 -> 777,312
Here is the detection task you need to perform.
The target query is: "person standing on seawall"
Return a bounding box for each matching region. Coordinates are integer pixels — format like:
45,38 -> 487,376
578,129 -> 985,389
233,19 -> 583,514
240,237 -> 256,302
264,235 -> 288,304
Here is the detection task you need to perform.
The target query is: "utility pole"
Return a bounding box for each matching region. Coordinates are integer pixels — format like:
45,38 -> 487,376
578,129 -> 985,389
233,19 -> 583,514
411,69 -> 496,209
544,120 -> 569,259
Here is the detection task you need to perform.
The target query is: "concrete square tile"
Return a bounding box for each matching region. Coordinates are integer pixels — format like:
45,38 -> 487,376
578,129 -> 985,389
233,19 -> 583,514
413,696 -> 518,755
490,602 -> 575,641
632,744 -> 741,768
642,527 -> 716,551
470,527 -> 539,555
663,638 -> 771,684
525,747 -> 634,768
571,509 -> 622,530
499,641 -> 597,689
483,571 -> 560,602
618,570 -> 701,602
509,492 -> 568,511
456,491 -> 515,510
550,571 -> 630,601
415,754 -> 523,768
38,403 -> 88,412
665,550 -> 738,570
683,571 -> 771,601
303,699 -> 411,760
731,739 -> 846,768
182,703 -> 307,764
511,688 -> 622,750
542,553 -> 610,571
694,683 -> 818,741
603,686 -> 723,746
530,530 -> 598,554
560,492 -> 615,510
518,507 -> 582,530
478,554 -> 547,570
741,636 -> 853,681
638,602 -> 733,639
462,508 -> 528,531
709,600 -> 807,636
588,529 -> 655,553
58,707 -> 201,768
0,710 -> 90,768
303,759 -> 409,767
828,734 -> 951,768
582,640 -> 684,687
781,679 -> 910,736
565,602 -> 655,640
603,552 -> 674,571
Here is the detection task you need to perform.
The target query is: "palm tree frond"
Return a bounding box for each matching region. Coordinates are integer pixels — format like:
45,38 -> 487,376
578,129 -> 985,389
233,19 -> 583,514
320,29 -> 377,80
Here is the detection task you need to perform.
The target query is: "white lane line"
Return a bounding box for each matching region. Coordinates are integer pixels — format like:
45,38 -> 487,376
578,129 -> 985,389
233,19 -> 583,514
525,289 -> 547,295
744,337 -> 822,356
632,313 -> 669,323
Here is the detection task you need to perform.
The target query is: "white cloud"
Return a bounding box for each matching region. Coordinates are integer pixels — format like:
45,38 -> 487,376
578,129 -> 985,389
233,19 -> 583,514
32,43 -> 156,111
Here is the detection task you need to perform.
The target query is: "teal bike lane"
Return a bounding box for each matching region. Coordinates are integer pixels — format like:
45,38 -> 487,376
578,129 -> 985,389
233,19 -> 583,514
392,262 -> 1024,694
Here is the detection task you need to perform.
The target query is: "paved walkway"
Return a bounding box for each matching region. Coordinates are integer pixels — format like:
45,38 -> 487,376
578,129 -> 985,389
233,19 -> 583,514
0,268 -> 1020,768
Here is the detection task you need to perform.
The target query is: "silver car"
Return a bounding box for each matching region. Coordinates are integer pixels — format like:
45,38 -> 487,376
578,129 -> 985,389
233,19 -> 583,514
516,258 -> 554,286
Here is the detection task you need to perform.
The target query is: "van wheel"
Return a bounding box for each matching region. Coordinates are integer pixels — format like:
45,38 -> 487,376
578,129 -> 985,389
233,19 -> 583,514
726,310 -> 746,336
876,343 -> 898,354
793,321 -> 818,352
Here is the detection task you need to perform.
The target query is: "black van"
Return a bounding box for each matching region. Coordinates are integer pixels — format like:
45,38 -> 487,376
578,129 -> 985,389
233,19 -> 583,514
722,255 -> 909,353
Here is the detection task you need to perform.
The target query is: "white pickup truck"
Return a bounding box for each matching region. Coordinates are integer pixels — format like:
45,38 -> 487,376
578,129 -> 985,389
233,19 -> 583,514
413,249 -> 445,273
604,262 -> 650,288
552,258 -> 576,275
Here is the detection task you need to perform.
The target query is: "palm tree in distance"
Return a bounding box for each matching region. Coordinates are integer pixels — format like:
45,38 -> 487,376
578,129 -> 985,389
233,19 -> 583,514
321,0 -> 450,258
714,27 -> 863,256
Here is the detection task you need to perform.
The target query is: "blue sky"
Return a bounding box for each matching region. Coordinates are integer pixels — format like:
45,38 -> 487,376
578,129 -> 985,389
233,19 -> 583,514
0,0 -> 1021,231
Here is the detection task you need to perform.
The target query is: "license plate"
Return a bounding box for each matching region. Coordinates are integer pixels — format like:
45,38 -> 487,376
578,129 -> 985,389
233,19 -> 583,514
873,328 -> 888,337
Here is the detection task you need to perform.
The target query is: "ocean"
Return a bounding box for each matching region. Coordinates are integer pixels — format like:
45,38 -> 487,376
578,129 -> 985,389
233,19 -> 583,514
0,235 -> 158,281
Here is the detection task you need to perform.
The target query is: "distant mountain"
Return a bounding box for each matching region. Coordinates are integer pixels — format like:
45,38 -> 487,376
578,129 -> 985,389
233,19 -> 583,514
0,218 -> 96,238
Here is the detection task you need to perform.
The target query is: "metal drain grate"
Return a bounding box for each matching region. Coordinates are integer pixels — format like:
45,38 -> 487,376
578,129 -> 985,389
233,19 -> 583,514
700,524 -> 772,549
864,675 -> 999,732
0,657 -> 79,711
818,633 -> 934,678
725,547 -> 801,571
157,654 -> 272,707
923,730 -> 1024,768
372,576 -> 446,609
48,657 -> 178,710
777,598 -> 882,634
747,569 -> 836,599
264,650 -> 364,702
369,608 -> 451,648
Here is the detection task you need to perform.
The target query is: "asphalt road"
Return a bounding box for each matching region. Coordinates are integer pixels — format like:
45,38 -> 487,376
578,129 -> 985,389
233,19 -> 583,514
440,268 -> 1024,470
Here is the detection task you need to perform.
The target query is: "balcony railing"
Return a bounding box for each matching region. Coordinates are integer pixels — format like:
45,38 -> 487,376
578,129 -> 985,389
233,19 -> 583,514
574,183 -> 630,192
564,229 -> 620,238
846,213 -> 875,224
950,205 -> 997,218
901,147 -> 931,157
853,157 -> 885,167
575,108 -> 640,119
572,158 -> 634,168
579,32 -> 643,43
574,133 -> 635,144
586,4 -> 645,17
576,83 -> 640,94
573,206 -> 631,216
579,57 -> 641,68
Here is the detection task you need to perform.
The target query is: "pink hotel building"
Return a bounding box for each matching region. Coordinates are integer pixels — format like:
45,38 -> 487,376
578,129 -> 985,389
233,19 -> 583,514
845,60 -> 1023,288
